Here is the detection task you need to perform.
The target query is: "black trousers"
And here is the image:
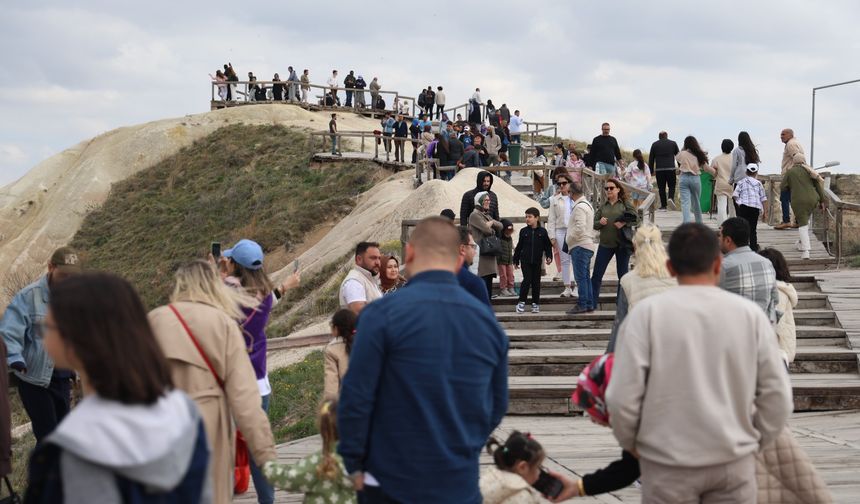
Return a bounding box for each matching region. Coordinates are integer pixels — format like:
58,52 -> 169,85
481,275 -> 494,298
655,170 -> 676,208
737,204 -> 761,251
18,374 -> 72,442
518,262 -> 543,304
436,104 -> 444,119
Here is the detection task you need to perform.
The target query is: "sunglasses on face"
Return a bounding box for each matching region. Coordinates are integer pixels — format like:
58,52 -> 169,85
604,186 -> 617,191
557,181 -> 569,186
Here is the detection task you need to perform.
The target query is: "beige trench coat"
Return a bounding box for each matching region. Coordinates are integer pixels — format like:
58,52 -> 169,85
149,301 -> 276,504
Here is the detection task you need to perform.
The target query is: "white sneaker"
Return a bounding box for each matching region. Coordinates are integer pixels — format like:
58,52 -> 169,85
531,303 -> 540,313
796,239 -> 803,251
516,302 -> 525,313
560,287 -> 573,298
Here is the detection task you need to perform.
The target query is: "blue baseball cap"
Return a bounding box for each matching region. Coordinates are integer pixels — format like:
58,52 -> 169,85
223,239 -> 264,270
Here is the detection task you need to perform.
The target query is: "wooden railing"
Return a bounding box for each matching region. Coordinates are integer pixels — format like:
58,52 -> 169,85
210,79 -> 416,116
308,131 -> 423,162
744,170 -> 859,267
580,167 -> 658,224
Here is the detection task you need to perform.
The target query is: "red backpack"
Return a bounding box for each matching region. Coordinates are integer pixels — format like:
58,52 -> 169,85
571,353 -> 614,425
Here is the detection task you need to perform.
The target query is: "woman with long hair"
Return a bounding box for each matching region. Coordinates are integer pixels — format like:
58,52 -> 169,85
590,178 -> 636,306
27,273 -> 211,503
149,260 -> 277,503
709,139 -> 736,223
758,248 -> 798,364
730,131 -> 761,186
607,225 -> 677,352
676,135 -> 709,223
324,309 -> 357,399
624,149 -> 652,207
566,149 -> 586,184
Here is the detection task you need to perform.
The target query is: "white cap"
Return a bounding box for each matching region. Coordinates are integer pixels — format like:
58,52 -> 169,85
746,163 -> 759,173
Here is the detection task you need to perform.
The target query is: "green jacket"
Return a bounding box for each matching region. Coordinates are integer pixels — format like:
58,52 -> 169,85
497,235 -> 514,265
594,199 -> 636,248
782,164 -> 826,226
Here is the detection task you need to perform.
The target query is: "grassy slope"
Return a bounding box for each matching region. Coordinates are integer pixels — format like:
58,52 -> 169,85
268,351 -> 325,443
70,124 -> 379,309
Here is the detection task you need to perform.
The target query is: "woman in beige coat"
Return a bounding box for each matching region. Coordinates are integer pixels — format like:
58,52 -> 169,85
149,260 -> 277,504
469,191 -> 504,297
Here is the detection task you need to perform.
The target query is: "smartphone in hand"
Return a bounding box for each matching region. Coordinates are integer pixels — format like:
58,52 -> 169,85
532,469 -> 564,499
211,242 -> 221,259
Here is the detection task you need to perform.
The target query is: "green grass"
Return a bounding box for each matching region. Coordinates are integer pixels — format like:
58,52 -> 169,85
268,351 -> 325,443
268,254 -> 350,336
70,124 -> 380,308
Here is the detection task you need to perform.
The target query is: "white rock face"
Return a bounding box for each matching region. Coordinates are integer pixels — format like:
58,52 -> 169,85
0,105 -> 382,297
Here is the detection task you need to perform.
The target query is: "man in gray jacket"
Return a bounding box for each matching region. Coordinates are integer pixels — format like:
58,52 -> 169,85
607,223 -> 791,503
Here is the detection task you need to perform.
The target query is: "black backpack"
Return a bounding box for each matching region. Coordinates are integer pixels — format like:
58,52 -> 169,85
417,92 -> 427,107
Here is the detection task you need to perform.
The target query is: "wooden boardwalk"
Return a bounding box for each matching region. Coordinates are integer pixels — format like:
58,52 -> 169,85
236,177 -> 860,502
235,410 -> 860,503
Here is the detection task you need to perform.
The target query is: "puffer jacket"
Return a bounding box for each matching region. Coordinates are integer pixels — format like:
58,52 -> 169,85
775,281 -> 798,363
755,427 -> 833,503
480,466 -> 550,504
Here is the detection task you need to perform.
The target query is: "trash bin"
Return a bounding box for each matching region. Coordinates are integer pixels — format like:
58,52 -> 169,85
508,143 -> 522,166
699,171 -> 714,213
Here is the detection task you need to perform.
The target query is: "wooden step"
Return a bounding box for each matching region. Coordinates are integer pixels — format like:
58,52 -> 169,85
504,326 -> 848,349
493,276 -> 819,293
506,373 -> 860,414
492,291 -> 829,311
508,347 -> 859,376
497,309 -> 836,330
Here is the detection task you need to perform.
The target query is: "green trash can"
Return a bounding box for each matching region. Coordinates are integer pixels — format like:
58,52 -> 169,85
508,143 -> 522,166
699,171 -> 714,213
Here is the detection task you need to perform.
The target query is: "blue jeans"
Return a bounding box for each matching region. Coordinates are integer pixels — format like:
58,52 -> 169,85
330,135 -> 338,155
591,245 -> 630,306
249,394 -> 274,504
596,162 -> 616,176
346,90 -> 353,106
572,247 -> 595,309
780,188 -> 791,223
679,173 -> 702,223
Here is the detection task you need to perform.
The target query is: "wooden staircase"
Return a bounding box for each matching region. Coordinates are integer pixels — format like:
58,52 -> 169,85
494,276 -> 860,415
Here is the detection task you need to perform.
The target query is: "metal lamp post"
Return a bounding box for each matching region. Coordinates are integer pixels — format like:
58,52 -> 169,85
810,78 -> 860,166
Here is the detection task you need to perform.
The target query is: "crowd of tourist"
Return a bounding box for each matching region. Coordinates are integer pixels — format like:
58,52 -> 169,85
0,61 -> 831,503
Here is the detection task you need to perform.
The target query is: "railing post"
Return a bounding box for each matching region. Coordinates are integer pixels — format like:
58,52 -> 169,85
361,134 -> 365,153
836,207 -> 843,266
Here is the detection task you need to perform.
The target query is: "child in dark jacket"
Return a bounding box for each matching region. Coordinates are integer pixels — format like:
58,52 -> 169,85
513,207 -> 553,313
497,219 -> 515,297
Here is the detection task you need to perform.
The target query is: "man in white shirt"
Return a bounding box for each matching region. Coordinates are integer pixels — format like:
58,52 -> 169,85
607,223 -> 792,503
327,70 -> 339,105
509,110 -> 524,143
339,241 -> 383,314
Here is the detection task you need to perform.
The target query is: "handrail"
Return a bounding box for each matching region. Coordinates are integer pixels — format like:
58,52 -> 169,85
308,131 -> 420,161
745,171 -> 859,267
210,79 -> 417,116
580,167 -> 658,224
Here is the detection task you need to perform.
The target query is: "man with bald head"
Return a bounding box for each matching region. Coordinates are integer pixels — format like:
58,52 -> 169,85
777,128 -> 805,229
338,216 -> 508,504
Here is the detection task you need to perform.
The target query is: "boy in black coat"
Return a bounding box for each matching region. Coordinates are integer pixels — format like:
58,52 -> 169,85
513,207 -> 553,313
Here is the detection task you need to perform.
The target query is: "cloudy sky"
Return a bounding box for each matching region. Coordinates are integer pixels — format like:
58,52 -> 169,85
2,0 -> 859,186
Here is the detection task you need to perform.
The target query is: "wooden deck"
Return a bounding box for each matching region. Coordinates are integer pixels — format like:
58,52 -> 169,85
235,410 -> 860,503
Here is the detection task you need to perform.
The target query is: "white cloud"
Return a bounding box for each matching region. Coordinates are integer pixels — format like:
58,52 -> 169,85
0,0 -> 858,187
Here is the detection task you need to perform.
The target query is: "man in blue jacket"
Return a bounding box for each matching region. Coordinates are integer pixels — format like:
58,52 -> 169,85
1,247 -> 80,441
338,217 -> 508,504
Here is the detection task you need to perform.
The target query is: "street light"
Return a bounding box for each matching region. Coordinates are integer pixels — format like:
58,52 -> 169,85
810,78 -> 860,166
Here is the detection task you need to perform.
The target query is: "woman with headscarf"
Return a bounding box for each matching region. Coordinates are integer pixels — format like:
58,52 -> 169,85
410,118 -> 422,164
380,255 -> 407,294
469,192 -> 504,296
781,152 -> 827,260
